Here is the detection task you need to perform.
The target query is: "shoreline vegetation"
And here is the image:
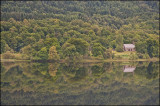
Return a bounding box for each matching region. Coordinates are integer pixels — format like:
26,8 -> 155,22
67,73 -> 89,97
1,58 -> 159,63
0,51 -> 159,63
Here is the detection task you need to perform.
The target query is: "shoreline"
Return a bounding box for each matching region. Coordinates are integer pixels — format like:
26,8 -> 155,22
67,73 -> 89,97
1,58 -> 159,63
0,59 -> 31,62
81,58 -> 159,63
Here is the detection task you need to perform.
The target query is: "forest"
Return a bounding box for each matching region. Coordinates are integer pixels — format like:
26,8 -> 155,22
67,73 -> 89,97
1,1 -> 159,61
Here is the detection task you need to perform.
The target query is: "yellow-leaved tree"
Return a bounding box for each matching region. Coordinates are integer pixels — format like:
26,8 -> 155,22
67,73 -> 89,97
48,46 -> 60,60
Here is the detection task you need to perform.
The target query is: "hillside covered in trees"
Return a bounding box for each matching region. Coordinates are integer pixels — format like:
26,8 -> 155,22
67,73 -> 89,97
1,1 -> 159,60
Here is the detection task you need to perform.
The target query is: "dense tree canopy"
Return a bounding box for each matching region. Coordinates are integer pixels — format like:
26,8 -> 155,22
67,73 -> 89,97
0,1 -> 159,60
115,34 -> 123,52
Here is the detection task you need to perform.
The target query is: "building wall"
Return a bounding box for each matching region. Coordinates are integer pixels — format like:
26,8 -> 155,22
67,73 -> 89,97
123,46 -> 135,51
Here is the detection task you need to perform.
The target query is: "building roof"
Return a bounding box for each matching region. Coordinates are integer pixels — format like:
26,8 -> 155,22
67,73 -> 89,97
123,44 -> 135,49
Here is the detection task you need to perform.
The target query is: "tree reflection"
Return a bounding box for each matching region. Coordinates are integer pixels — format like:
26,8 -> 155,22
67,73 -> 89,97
1,61 -> 159,105
48,63 -> 60,77
146,62 -> 158,80
91,65 -> 105,78
134,62 -> 159,80
60,63 -> 88,83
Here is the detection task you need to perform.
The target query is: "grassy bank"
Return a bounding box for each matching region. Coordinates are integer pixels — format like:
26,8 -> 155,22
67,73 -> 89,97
1,59 -> 31,62
1,51 -> 159,63
81,58 -> 159,63
1,58 -> 159,63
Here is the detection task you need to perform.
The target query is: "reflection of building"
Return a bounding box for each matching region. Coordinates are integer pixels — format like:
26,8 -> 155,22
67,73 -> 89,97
123,65 -> 136,72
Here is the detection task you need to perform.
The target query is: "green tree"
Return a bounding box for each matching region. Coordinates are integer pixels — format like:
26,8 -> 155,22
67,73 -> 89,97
24,37 -> 36,46
37,47 -> 48,60
92,43 -> 106,57
62,42 -> 77,58
96,37 -> 109,48
103,48 -> 112,59
33,39 -> 44,51
1,40 -> 6,54
101,28 -> 111,37
146,39 -> 159,58
110,40 -> 116,49
129,53 -> 138,60
20,45 -> 33,59
5,44 -> 14,53
9,26 -> 18,32
67,38 -> 89,55
115,34 -> 123,52
44,38 -> 60,51
9,36 -> 18,52
135,41 -> 147,54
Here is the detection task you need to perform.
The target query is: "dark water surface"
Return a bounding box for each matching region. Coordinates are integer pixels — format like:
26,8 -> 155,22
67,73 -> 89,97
1,61 -> 159,105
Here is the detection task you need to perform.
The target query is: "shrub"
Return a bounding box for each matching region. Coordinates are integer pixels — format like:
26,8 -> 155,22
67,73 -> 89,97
103,48 -> 112,59
129,53 -> 138,60
21,54 -> 30,60
14,53 -> 23,60
114,55 -> 122,59
137,53 -> 144,59
144,53 -> 150,59
2,51 -> 15,59
137,53 -> 150,59
112,53 -> 115,59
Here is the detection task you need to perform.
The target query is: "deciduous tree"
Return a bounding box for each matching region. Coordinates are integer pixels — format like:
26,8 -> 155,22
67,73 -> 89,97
48,46 -> 60,60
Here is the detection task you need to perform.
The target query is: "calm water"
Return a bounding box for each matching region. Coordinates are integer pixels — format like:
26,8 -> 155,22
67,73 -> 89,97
1,61 -> 159,105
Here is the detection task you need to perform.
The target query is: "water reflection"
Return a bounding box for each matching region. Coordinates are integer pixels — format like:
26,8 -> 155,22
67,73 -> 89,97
123,65 -> 136,72
1,61 -> 159,105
